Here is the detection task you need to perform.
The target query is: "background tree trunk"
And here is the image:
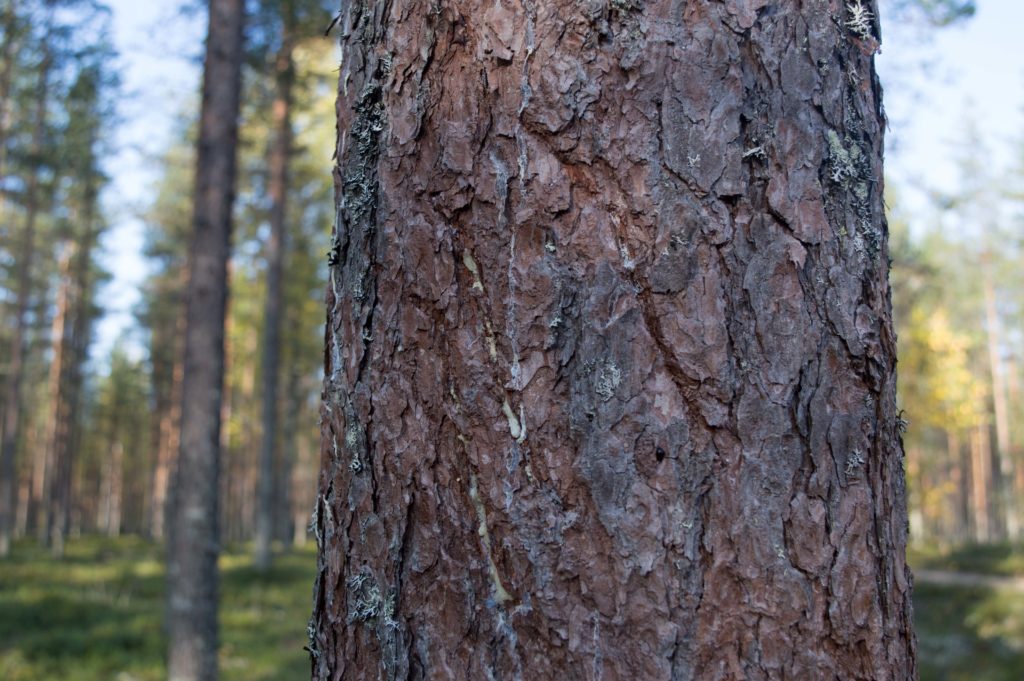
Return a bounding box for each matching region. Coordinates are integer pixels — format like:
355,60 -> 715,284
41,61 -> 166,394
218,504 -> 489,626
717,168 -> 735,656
42,245 -> 72,551
982,264 -> 1016,539
312,1 -> 915,678
49,180 -> 99,557
166,0 -> 245,678
0,12 -> 51,557
151,313 -> 184,541
255,8 -> 296,570
0,0 -> 19,211
970,424 -> 991,542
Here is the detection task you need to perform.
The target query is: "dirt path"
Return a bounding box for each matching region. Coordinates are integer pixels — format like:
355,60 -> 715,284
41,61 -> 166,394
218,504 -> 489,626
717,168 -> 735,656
914,569 -> 1024,592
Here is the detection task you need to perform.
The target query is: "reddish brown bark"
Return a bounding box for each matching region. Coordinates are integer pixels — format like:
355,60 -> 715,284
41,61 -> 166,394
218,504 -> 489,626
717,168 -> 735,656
312,1 -> 915,679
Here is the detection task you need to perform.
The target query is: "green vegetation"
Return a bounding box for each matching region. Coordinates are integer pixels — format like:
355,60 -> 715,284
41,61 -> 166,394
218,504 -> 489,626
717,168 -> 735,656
3,537 -> 1024,680
910,542 -> 1024,578
916,582 -> 1024,680
913,542 -> 1024,680
0,538 -> 316,681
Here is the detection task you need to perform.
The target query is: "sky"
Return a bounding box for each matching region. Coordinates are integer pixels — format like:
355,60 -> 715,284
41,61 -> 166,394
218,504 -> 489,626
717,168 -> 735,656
93,1 -> 204,362
91,0 -> 1024,362
877,0 -> 1024,207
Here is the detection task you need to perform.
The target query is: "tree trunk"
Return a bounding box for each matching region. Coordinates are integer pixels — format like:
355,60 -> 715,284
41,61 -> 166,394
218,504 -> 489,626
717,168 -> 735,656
0,0 -> 19,203
151,300 -> 186,541
0,8 -> 51,557
100,397 -> 124,536
970,424 -> 991,542
41,244 -> 73,551
255,9 -> 295,571
49,181 -> 100,557
276,363 -> 302,545
311,1 -> 915,679
166,0 -> 244,678
906,444 -> 923,542
982,267 -> 1017,538
106,441 -> 124,537
947,430 -> 968,544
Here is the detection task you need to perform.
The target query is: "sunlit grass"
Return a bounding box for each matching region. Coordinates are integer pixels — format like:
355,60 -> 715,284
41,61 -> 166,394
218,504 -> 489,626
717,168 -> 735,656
3,536 -> 1024,679
0,536 -> 316,681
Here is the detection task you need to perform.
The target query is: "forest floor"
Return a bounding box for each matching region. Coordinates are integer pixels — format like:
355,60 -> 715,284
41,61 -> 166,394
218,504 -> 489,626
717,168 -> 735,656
912,543 -> 1024,680
0,537 -> 1022,679
0,536 -> 315,681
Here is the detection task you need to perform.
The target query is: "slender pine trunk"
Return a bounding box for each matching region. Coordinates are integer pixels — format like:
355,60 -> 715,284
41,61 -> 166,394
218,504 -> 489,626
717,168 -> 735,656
150,295 -> 186,541
255,13 -> 295,570
971,424 -> 992,542
983,265 -> 1017,538
0,0 -> 19,201
166,0 -> 244,678
42,245 -> 73,551
0,5 -> 51,557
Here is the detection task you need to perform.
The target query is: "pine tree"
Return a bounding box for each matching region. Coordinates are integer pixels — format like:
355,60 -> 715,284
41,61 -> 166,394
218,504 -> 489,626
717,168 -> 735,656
311,1 -> 915,677
166,0 -> 245,678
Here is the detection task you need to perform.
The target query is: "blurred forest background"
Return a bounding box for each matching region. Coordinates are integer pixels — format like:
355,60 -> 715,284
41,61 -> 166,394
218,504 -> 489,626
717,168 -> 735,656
0,0 -> 335,557
1,0 -> 1024,679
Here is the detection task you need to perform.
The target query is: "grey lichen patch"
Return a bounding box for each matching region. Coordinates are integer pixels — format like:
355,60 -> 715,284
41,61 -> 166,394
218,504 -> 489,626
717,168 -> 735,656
343,402 -> 368,474
826,130 -> 860,185
844,450 -> 865,477
346,568 -> 398,631
595,362 -> 622,402
824,129 -> 880,258
306,618 -> 320,659
844,1 -> 874,41
327,232 -> 342,267
309,493 -> 330,548
610,0 -> 643,11
345,423 -> 364,472
468,473 -> 513,605
742,145 -> 767,160
347,570 -> 383,621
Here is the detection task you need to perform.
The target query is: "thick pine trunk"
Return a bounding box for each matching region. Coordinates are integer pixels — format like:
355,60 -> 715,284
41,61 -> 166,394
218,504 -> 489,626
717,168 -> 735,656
166,0 -> 244,678
312,1 -> 915,679
255,18 -> 296,570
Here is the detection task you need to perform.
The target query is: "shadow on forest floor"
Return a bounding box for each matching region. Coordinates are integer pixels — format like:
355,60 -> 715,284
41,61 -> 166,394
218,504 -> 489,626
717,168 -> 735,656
2,537 -> 1023,679
0,536 -> 316,681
